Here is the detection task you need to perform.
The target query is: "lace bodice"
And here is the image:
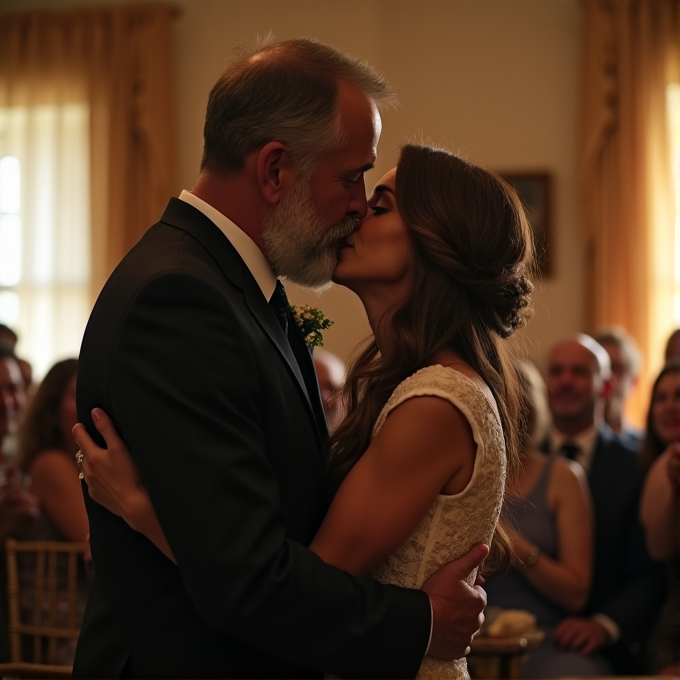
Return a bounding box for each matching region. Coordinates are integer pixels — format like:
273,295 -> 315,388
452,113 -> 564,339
370,365 -> 507,679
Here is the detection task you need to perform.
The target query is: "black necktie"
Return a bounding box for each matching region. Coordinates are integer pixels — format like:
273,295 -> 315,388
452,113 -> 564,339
268,280 -> 328,438
268,279 -> 289,335
559,442 -> 580,460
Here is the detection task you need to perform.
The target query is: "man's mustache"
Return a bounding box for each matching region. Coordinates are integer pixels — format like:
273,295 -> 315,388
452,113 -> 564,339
551,387 -> 580,398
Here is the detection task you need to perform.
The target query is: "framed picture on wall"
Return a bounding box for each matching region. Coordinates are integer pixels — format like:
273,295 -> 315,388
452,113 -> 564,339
500,172 -> 552,277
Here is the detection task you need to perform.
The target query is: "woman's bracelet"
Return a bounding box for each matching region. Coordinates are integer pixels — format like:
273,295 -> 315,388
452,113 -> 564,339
522,544 -> 542,568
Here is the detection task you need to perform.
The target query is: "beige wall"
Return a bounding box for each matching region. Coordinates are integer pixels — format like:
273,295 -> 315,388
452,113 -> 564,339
1,0 -> 584,369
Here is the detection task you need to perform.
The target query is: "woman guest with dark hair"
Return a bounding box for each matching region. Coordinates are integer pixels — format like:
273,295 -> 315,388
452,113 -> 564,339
75,143 -> 535,679
17,358 -> 88,544
640,359 -> 680,676
15,358 -> 88,664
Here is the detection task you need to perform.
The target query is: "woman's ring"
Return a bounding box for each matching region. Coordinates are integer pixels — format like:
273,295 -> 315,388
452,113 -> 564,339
76,451 -> 85,478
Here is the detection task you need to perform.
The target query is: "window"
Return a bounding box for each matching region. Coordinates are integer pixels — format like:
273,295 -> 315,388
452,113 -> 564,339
670,83 -> 680,323
0,103 -> 91,380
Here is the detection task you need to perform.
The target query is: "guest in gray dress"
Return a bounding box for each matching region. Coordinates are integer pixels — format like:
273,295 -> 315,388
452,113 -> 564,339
485,360 -> 611,677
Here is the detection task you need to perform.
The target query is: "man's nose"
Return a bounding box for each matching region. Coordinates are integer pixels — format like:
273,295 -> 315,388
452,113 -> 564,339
347,178 -> 368,220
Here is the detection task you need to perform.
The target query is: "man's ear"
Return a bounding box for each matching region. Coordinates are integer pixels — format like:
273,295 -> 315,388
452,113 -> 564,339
257,142 -> 294,206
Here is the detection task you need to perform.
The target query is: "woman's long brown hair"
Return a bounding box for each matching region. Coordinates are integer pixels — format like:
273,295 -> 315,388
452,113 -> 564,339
326,144 -> 536,574
17,358 -> 78,474
640,358 -> 680,471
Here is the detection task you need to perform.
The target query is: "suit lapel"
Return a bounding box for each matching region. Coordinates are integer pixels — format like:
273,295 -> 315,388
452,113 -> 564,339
159,198 -> 327,446
588,427 -> 613,487
242,282 -> 328,442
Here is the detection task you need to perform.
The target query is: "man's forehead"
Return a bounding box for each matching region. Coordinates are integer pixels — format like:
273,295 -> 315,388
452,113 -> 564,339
0,357 -> 22,384
335,84 -> 381,154
550,342 -> 598,369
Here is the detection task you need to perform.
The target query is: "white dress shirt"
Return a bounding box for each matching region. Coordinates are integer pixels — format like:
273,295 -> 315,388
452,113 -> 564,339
179,190 -> 276,302
548,425 -> 598,474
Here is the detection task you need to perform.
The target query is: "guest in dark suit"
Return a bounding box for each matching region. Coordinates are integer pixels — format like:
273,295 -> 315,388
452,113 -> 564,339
544,334 -> 665,674
73,38 -> 487,679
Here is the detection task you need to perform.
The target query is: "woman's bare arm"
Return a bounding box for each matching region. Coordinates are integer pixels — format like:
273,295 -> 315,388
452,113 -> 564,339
76,395 -> 478,575
311,395 -> 477,576
510,457 -> 593,612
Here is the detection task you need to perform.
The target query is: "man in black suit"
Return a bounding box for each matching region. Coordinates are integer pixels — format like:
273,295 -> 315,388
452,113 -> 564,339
544,334 -> 664,673
73,38 -> 488,679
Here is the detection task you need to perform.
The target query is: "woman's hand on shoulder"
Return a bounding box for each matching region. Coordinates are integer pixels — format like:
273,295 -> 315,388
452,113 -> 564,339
73,409 -> 175,562
73,409 -> 149,529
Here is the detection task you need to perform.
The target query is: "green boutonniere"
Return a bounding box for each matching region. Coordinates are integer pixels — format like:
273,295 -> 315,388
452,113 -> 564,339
289,305 -> 333,347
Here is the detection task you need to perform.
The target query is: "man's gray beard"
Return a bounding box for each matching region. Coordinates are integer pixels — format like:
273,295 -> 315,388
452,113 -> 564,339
262,181 -> 357,291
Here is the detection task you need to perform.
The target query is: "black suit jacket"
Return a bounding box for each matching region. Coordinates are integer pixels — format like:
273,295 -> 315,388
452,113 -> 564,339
585,426 -> 665,672
551,426 -> 665,672
73,199 -> 430,679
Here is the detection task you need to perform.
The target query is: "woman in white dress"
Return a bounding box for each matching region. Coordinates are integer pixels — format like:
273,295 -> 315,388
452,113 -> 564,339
75,143 -> 535,679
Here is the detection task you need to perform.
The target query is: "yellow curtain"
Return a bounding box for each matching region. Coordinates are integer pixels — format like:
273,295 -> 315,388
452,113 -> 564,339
0,2 -> 177,296
580,0 -> 679,424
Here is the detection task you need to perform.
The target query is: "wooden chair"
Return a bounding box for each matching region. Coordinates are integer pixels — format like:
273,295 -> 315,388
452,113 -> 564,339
467,629 -> 545,679
0,538 -> 89,679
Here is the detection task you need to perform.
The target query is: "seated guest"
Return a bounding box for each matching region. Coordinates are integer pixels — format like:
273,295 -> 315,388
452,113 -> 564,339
664,328 -> 680,362
0,346 -> 39,663
485,360 -> 605,677
543,334 -> 665,674
0,325 -> 17,353
639,359 -> 680,675
0,345 -> 37,537
593,325 -> 642,441
0,325 -> 32,395
313,347 -> 346,434
15,358 -> 88,664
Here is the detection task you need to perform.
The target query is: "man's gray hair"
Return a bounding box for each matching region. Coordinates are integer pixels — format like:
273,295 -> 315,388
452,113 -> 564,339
575,333 -> 612,380
201,37 -> 395,181
593,324 -> 641,377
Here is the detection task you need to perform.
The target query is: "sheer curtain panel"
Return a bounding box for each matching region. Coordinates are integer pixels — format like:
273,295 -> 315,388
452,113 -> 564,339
579,0 -> 680,423
0,3 -> 176,377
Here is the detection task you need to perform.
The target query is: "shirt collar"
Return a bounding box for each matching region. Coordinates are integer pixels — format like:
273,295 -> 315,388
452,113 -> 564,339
549,424 -> 598,473
179,190 -> 277,301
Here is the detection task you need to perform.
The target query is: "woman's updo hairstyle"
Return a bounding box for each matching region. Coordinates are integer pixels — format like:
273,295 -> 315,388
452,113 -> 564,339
395,143 -> 534,340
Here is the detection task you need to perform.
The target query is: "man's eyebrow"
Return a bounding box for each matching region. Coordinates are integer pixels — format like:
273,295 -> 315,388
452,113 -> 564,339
353,162 -> 375,175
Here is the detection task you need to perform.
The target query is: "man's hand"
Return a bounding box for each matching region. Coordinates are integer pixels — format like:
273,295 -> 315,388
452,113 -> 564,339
553,617 -> 610,655
421,543 -> 489,660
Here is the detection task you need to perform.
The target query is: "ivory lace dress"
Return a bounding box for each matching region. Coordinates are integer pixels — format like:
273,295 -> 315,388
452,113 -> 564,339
369,365 -> 507,680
